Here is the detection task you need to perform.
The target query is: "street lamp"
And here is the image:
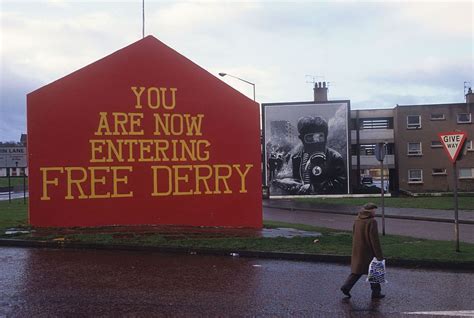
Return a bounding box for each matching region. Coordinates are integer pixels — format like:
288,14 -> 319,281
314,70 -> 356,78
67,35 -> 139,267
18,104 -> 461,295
218,72 -> 256,101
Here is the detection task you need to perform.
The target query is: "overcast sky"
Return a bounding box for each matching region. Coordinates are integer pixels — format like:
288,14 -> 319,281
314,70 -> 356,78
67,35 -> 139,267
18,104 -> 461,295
1,0 -> 473,142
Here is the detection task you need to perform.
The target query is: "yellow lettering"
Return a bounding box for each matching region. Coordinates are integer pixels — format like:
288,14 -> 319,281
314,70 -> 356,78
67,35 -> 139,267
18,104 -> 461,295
171,140 -> 179,161
171,114 -> 183,135
129,113 -> 144,136
131,86 -> 146,109
179,140 -> 196,161
173,165 -> 193,195
106,139 -> 124,163
122,140 -> 138,162
40,167 -> 64,200
184,114 -> 204,136
196,140 -> 210,161
151,166 -> 172,196
233,164 -> 253,193
153,140 -> 169,161
94,112 -> 112,136
90,140 -> 106,163
138,140 -> 154,162
194,165 -> 213,195
113,113 -> 129,136
214,164 -> 232,194
111,166 -> 133,198
153,113 -> 170,136
160,87 -> 177,110
65,167 -> 88,200
147,87 -> 160,109
89,167 -> 111,199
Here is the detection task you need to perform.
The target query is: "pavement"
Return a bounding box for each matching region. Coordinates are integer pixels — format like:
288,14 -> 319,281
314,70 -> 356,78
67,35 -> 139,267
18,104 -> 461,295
0,191 -> 28,201
263,199 -> 474,224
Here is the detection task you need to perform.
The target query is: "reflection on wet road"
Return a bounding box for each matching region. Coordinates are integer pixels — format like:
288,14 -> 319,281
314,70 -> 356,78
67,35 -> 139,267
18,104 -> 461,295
1,247 -> 473,317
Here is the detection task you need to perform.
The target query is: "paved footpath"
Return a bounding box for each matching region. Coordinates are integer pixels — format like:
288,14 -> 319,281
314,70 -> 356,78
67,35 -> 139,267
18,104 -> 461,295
263,200 -> 474,243
264,199 -> 474,223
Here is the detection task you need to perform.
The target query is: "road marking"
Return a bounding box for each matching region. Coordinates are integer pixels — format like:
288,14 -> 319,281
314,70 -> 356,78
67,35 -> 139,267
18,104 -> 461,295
403,311 -> 474,317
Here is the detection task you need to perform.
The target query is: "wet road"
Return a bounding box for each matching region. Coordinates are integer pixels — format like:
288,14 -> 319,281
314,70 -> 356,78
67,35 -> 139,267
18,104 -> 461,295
0,192 -> 28,201
264,207 -> 474,243
1,247 -> 473,317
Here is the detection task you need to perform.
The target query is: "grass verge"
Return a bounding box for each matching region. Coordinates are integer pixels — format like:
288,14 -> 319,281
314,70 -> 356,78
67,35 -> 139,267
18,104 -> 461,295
296,196 -> 474,210
0,177 -> 28,188
1,199 -> 473,264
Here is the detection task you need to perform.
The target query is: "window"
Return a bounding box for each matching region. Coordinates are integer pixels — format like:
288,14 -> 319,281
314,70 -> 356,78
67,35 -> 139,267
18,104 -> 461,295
459,168 -> 474,179
466,140 -> 473,151
430,113 -> 445,121
360,144 -> 375,155
408,142 -> 422,156
352,144 -> 395,156
407,115 -> 421,129
408,169 -> 423,183
431,141 -> 442,148
359,118 -> 393,129
432,168 -> 447,175
457,113 -> 472,124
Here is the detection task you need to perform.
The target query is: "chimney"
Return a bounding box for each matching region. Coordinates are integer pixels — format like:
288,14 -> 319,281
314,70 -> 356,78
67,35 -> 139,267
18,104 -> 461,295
314,81 -> 328,102
466,87 -> 474,104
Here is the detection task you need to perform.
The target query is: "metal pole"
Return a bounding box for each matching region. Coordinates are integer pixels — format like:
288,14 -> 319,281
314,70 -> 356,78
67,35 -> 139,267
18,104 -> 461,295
142,0 -> 145,38
8,168 -> 11,203
453,162 -> 460,252
23,169 -> 26,204
381,158 -> 385,235
252,83 -> 256,101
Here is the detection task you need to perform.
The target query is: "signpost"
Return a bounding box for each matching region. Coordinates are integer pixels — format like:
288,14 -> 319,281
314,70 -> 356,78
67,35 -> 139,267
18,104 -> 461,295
375,142 -> 386,236
439,131 -> 467,252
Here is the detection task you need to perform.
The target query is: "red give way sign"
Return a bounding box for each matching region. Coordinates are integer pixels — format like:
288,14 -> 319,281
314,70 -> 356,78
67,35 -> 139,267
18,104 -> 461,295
438,132 -> 468,163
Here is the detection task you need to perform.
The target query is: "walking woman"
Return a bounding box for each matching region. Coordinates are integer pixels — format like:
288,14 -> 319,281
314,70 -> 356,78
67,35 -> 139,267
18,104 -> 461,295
340,202 -> 385,299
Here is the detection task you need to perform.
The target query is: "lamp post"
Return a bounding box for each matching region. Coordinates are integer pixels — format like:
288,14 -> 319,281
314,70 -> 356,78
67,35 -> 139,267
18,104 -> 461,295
218,72 -> 255,101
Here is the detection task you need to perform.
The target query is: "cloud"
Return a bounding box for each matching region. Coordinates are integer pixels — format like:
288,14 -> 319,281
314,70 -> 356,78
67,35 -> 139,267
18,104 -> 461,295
0,65 -> 42,141
394,1 -> 473,38
368,58 -> 473,91
150,1 -> 259,32
1,4 -> 138,83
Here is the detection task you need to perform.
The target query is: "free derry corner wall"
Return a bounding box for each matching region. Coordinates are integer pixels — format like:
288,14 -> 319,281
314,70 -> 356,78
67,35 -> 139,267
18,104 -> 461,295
27,36 -> 262,228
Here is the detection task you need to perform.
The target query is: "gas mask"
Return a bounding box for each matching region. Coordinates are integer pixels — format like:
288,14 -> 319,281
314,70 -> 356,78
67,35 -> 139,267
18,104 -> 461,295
301,132 -> 328,184
302,132 -> 326,153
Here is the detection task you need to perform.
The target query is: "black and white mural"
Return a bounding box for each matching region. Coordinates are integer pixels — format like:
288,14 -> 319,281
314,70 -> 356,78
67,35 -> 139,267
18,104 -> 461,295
263,102 -> 350,196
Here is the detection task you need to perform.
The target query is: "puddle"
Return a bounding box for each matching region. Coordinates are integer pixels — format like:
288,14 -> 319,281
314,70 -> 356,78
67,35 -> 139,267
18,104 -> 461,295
261,227 -> 321,238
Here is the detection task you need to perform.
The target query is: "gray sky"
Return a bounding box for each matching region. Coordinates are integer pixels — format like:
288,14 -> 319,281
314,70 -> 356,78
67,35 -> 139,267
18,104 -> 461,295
1,0 -> 473,142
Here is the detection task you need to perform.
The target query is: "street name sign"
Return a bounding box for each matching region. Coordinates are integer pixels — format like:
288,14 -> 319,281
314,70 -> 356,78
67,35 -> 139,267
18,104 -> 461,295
438,132 -> 467,163
0,147 -> 27,168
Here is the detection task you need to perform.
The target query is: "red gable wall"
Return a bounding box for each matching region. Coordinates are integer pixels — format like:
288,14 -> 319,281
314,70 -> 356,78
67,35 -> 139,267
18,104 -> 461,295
27,36 -> 262,228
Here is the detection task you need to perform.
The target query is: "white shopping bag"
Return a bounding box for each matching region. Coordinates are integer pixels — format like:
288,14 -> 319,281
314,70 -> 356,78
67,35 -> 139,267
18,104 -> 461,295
366,257 -> 387,284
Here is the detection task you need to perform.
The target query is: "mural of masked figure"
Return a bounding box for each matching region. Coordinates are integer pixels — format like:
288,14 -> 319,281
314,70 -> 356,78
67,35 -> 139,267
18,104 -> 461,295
273,116 -> 347,195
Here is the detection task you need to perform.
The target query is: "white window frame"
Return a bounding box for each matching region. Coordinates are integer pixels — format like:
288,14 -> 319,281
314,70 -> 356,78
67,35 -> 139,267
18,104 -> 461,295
457,113 -> 472,124
432,168 -> 447,176
459,168 -> 474,179
407,115 -> 422,129
407,142 -> 422,156
430,113 -> 445,121
431,140 -> 442,148
408,169 -> 423,183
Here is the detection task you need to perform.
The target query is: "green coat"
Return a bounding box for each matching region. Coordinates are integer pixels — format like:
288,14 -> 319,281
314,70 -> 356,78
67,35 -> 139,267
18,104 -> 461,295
350,210 -> 384,274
